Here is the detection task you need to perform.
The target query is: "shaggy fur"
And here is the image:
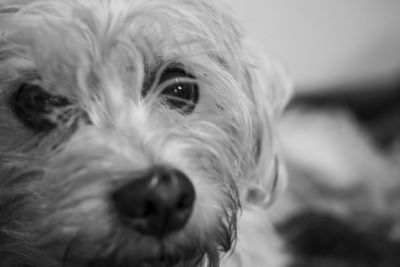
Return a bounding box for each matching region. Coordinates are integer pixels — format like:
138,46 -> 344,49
0,0 -> 291,266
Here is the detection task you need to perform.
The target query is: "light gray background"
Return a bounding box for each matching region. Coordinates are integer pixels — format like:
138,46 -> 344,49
225,0 -> 400,90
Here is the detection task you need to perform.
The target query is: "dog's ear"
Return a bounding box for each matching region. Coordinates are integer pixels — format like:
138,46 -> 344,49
243,45 -> 292,207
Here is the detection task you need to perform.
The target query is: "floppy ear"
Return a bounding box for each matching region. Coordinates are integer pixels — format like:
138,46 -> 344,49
243,46 -> 292,207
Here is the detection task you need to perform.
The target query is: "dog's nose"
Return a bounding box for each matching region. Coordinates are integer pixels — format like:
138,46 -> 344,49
112,167 -> 195,238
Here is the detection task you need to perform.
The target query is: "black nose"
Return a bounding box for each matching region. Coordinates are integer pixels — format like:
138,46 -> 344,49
112,167 -> 195,238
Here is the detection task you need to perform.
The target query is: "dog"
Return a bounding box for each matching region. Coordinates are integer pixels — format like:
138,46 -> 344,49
0,0 -> 292,266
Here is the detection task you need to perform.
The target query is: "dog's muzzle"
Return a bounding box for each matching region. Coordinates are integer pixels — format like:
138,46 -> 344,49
112,166 -> 195,238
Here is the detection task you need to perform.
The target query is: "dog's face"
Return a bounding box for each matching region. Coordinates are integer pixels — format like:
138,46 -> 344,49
0,0 -> 290,266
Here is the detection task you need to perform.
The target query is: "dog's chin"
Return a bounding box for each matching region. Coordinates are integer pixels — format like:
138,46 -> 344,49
86,245 -> 204,267
61,233 -> 208,267
87,256 -> 201,267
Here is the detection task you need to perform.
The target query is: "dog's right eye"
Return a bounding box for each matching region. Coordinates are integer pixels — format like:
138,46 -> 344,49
11,82 -> 70,132
158,68 -> 199,115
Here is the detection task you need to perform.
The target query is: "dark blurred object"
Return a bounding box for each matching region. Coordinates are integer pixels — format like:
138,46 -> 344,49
289,74 -> 400,148
279,211 -> 400,267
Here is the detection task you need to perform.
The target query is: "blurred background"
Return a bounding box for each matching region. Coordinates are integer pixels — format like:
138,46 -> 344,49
225,0 -> 400,90
218,0 -> 400,145
223,1 -> 400,265
225,0 -> 400,147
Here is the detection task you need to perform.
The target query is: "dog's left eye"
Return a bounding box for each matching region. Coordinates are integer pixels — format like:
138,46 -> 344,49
158,68 -> 199,114
12,82 -> 70,132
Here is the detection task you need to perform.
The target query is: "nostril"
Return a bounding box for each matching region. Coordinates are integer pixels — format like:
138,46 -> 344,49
178,194 -> 189,209
112,167 -> 195,238
177,188 -> 195,210
143,199 -> 157,217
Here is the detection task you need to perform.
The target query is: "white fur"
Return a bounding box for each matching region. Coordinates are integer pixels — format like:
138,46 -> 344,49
0,1 -> 291,266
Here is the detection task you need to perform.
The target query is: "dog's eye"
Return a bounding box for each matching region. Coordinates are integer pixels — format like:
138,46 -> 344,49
159,68 -> 199,114
12,82 -> 70,131
16,83 -> 69,112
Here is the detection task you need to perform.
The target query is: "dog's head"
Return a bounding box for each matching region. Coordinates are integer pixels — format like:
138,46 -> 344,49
0,0 -> 291,266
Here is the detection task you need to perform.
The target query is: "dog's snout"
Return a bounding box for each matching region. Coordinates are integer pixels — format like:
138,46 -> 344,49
112,167 -> 195,238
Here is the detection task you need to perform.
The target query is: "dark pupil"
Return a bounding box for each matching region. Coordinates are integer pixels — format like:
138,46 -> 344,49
17,83 -> 69,111
159,68 -> 199,114
19,86 -> 52,113
162,83 -> 197,109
